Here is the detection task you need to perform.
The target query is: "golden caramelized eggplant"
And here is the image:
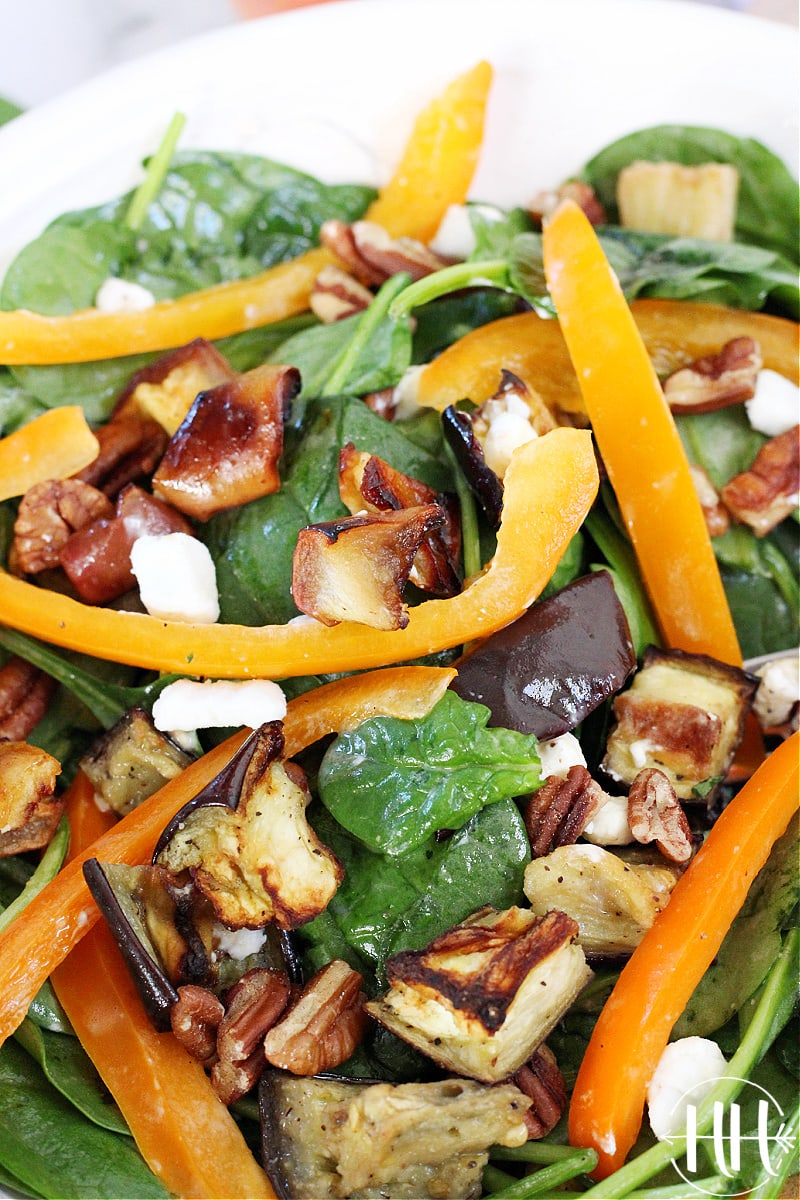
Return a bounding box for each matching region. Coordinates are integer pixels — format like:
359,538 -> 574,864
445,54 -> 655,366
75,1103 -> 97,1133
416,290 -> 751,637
152,362 -> 299,521
601,646 -> 759,799
114,337 -> 236,435
0,741 -> 62,857
442,404 -> 504,529
260,1070 -> 531,1200
155,722 -> 343,929
366,905 -> 591,1083
79,707 -> 194,817
338,443 -> 461,596
291,504 -> 446,630
524,843 -> 681,958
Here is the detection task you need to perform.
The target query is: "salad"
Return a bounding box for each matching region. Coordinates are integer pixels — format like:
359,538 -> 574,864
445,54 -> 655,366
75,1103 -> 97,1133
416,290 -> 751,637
0,28 -> 798,1200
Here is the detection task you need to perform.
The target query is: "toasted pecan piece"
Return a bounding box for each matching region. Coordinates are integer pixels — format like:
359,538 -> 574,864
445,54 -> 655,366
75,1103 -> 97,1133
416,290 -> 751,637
627,768 -> 694,863
513,1045 -> 567,1139
663,337 -> 762,415
170,985 -> 225,1066
523,765 -> 606,858
263,959 -> 368,1076
13,478 -> 114,574
0,656 -> 56,742
721,424 -> 800,537
212,967 -> 292,1103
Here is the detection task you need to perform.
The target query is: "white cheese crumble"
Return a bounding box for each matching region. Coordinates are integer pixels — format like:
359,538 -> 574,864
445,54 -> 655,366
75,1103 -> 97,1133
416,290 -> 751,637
152,677 -> 287,733
583,794 -> 635,846
392,364 -> 426,420
130,532 -> 220,624
647,1037 -> 728,1141
745,369 -> 799,437
213,925 -> 267,961
538,733 -> 586,779
753,653 -> 800,729
95,277 -> 156,313
478,392 -> 538,479
430,202 -> 509,259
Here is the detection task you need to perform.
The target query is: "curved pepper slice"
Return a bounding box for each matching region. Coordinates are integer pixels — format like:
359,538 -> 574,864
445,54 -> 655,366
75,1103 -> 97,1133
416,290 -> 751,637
0,664 -> 456,1048
0,427 -> 598,677
414,299 -> 799,417
542,201 -> 742,666
51,775 -> 275,1200
0,406 -> 99,501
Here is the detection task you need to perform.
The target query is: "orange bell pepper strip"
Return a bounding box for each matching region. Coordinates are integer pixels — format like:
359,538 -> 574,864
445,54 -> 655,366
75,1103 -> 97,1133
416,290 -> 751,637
51,774 -> 275,1200
0,427 -> 598,677
0,406 -> 99,501
414,299 -> 799,418
568,729 -> 799,1179
0,664 -> 455,1047
365,60 -> 493,243
0,62 -> 491,367
542,200 -> 742,667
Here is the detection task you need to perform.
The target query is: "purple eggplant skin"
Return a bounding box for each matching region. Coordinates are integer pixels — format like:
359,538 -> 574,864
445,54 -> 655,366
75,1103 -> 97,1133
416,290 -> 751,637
441,405 -> 504,530
450,570 -> 636,739
83,858 -> 179,1032
151,721 -> 282,862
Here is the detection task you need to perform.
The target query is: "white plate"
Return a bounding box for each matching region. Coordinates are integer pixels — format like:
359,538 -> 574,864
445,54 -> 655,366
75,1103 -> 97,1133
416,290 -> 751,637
0,0 -> 796,277
0,1 -> 796,1197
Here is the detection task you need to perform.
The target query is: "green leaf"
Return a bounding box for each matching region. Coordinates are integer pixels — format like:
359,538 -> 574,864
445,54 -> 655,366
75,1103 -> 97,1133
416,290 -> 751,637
0,96 -> 22,127
318,691 -> 541,855
0,1039 -> 169,1199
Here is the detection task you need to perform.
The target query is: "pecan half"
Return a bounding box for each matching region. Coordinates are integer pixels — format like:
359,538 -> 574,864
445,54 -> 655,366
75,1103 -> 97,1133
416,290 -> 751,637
690,464 -> 730,538
721,424 -> 800,537
262,959 -> 368,1076
170,984 -> 224,1066
0,656 -> 56,741
310,264 -> 373,323
74,414 -> 168,498
212,966 -> 291,1104
523,765 -> 606,858
627,768 -> 693,863
13,479 -> 114,574
0,740 -> 62,857
662,337 -> 762,415
320,218 -> 450,286
529,180 -> 607,227
512,1045 -> 567,1139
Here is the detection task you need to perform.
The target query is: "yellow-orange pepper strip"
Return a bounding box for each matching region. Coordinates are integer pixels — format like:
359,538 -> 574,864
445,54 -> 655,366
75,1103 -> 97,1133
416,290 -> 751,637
0,406 -> 99,501
542,200 -> 742,665
0,427 -> 598,677
568,730 -> 799,1179
0,664 -> 455,1048
0,62 -> 492,367
51,774 -> 275,1200
365,60 -> 493,243
414,299 -> 799,417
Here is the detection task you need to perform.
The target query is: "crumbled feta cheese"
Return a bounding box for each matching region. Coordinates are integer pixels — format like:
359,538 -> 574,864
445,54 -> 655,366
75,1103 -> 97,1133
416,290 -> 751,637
745,369 -> 799,437
430,202 -> 508,259
95,276 -> 156,313
392,364 -> 425,420
538,733 -> 586,780
479,393 -> 538,479
753,653 -> 800,729
583,794 -> 634,846
647,1037 -> 728,1141
213,925 -> 267,961
151,677 -> 286,733
130,532 -> 220,624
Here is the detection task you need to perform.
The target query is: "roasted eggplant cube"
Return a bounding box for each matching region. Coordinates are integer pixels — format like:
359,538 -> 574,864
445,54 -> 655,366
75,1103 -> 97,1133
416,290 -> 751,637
451,570 -> 636,738
0,741 -> 62,858
601,646 -> 758,799
260,1071 -> 530,1199
366,905 -> 592,1083
79,707 -> 193,816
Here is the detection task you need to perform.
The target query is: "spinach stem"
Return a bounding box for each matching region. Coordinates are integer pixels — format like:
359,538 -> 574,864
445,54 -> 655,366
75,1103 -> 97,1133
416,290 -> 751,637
321,272 -> 410,396
443,439 -> 481,579
387,259 -> 509,319
124,111 -> 186,232
746,1099 -> 799,1199
0,816 -> 69,935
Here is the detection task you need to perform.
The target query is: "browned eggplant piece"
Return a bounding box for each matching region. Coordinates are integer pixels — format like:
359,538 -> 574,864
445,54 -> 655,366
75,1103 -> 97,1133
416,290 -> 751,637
451,571 -> 636,739
339,443 -> 461,596
114,337 -> 236,434
152,362 -> 300,521
0,741 -> 62,858
291,505 -> 445,630
602,645 -> 759,801
79,707 -> 194,817
60,486 -> 194,604
82,859 -> 183,1030
442,403 -> 504,529
366,905 -> 592,1083
259,1070 -> 532,1200
154,722 -> 344,929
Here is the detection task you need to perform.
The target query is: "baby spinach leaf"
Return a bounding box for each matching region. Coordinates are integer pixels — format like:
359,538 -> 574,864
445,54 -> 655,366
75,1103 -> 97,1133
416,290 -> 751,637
301,798 -> 529,984
318,691 -> 541,855
581,125 -> 800,264
0,96 -> 22,127
676,406 -> 765,488
0,1039 -> 168,1199
14,1020 -> 129,1137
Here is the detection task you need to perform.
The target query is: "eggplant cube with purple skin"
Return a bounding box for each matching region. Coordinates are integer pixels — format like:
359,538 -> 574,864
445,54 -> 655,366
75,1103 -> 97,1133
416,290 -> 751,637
156,724 -> 343,930
291,504 -> 446,630
367,905 -> 592,1083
